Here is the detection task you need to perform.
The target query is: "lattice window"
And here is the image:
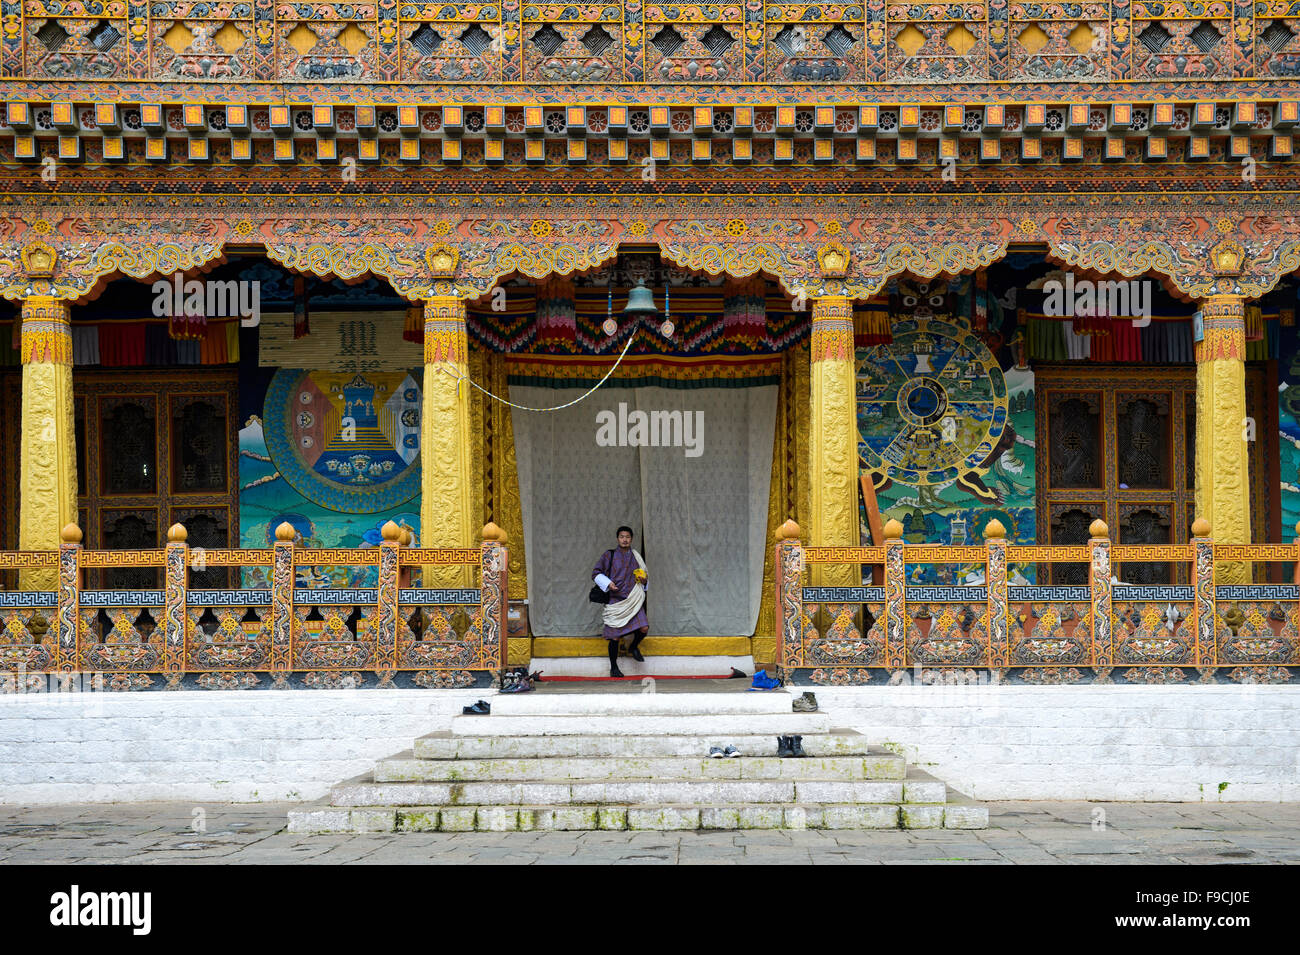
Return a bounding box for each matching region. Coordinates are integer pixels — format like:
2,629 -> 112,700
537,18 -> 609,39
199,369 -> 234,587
102,402 -> 157,495
629,110 -> 650,133
1138,22 -> 1172,54
701,24 -> 734,56
410,23 -> 443,56
36,20 -> 69,51
459,24 -> 491,56
1190,20 -> 1221,52
172,399 -> 227,492
1263,19 -> 1296,53
1048,395 -> 1101,488
651,24 -> 685,57
531,23 -> 563,56
89,20 -> 122,51
582,24 -> 614,57
823,24 -> 855,57
1117,397 -> 1170,489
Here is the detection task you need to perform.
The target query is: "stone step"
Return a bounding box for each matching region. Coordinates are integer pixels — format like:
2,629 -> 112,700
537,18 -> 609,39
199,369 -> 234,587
531,637 -> 752,658
487,690 -> 796,717
289,801 -> 984,833
450,712 -> 833,737
373,750 -> 907,782
415,730 -> 871,759
326,773 -> 947,807
526,655 -> 755,677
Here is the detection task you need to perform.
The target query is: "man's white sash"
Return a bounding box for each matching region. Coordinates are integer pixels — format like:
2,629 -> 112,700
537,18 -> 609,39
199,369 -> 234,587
602,549 -> 647,630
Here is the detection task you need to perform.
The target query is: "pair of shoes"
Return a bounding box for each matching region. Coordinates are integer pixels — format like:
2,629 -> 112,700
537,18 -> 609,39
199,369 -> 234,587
750,669 -> 781,691
776,735 -> 806,757
792,691 -> 819,713
500,668 -> 533,693
708,745 -> 742,758
462,700 -> 490,715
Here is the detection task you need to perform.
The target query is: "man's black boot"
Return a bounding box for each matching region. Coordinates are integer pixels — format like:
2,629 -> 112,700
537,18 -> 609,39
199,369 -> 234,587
790,735 -> 807,758
776,735 -> 793,758
629,631 -> 646,662
608,640 -> 624,678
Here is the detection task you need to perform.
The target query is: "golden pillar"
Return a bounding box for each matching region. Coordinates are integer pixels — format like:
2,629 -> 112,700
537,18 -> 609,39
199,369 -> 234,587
19,296 -> 77,589
421,295 -> 474,586
809,295 -> 858,586
1194,293 -> 1250,583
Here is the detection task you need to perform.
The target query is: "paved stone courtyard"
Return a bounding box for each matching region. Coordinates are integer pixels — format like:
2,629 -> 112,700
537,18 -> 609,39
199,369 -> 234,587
1,801 -> 1298,864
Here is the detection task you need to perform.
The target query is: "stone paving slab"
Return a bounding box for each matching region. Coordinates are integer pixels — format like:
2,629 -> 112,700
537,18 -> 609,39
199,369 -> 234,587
1,801 -> 1298,864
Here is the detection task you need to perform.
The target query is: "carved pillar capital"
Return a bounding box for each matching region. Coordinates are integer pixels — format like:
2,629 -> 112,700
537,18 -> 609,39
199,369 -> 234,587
20,295 -> 72,366
1195,293 -> 1246,363
423,296 -> 468,365
810,295 -> 854,363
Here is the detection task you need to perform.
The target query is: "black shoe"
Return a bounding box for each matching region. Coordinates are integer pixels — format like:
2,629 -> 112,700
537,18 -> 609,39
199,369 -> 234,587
462,700 -> 490,715
790,735 -> 806,758
776,735 -> 793,758
728,667 -> 748,679
629,645 -> 645,662
610,664 -> 625,678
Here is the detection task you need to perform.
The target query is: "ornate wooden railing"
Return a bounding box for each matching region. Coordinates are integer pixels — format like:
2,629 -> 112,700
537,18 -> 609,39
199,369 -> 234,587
0,521 -> 507,691
775,517 -> 1300,686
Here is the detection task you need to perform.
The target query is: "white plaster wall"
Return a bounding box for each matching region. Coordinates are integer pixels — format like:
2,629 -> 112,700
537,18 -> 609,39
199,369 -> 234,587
0,684 -> 1297,804
816,684 -> 1300,802
0,688 -> 485,803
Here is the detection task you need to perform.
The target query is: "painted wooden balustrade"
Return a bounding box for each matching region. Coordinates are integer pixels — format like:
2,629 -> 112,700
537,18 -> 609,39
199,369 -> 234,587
775,517 -> 1300,686
0,520 -> 508,691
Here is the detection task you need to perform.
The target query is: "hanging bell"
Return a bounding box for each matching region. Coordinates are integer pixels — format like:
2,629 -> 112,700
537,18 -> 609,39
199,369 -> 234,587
623,280 -> 659,318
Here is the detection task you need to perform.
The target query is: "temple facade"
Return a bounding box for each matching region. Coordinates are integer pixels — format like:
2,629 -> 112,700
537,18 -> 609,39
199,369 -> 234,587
3,4 -> 1300,688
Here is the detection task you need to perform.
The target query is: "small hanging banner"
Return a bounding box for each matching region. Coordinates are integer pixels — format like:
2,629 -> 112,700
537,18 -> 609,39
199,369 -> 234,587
293,275 -> 310,339
974,270 -> 988,332
1245,304 -> 1264,342
403,304 -> 424,344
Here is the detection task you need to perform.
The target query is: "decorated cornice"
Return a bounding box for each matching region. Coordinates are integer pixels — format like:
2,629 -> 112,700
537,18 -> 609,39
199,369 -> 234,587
3,207 -> 1297,302
3,98 -> 1297,171
4,0 -> 1300,93
10,83 -> 1300,104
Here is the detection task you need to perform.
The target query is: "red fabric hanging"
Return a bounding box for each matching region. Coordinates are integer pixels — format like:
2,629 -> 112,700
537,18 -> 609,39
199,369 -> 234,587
293,275 -> 310,339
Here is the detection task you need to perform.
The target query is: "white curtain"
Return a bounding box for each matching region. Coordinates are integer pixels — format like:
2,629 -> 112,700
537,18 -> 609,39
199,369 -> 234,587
513,384 -> 777,637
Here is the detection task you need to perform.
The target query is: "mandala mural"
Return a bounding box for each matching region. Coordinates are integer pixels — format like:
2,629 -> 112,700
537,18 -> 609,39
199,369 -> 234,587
263,369 -> 422,513
856,278 -> 1036,582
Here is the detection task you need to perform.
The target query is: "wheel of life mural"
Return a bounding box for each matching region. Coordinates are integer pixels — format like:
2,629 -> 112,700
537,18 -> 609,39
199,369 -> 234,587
263,369 -> 422,513
856,315 -> 1009,507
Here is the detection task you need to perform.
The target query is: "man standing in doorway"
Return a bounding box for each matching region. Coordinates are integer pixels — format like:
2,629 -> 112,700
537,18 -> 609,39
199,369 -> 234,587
593,526 -> 649,678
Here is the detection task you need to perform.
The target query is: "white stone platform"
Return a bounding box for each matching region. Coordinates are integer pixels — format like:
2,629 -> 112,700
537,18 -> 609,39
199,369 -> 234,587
287,689 -> 987,832
2,683 -> 1298,805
